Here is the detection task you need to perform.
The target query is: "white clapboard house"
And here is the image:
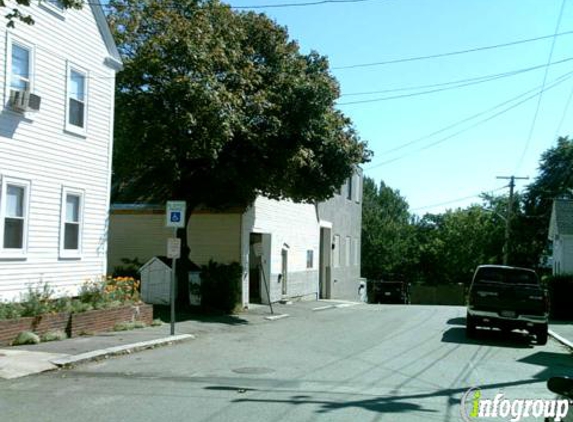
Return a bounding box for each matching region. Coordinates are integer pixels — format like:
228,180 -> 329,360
0,1 -> 122,300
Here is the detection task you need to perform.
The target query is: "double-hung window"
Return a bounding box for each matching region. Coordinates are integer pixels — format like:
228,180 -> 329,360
66,64 -> 87,134
0,178 -> 30,256
60,188 -> 83,258
11,43 -> 31,91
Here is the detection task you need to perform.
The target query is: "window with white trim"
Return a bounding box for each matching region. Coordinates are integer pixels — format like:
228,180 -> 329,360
60,188 -> 83,257
66,64 -> 87,133
11,43 -> 31,91
0,177 -> 30,255
345,236 -> 351,266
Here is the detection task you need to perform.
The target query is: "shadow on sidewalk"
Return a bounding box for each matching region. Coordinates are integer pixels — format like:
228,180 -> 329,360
153,305 -> 249,326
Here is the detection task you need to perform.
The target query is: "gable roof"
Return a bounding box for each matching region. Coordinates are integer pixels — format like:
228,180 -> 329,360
89,3 -> 123,71
550,199 -> 573,238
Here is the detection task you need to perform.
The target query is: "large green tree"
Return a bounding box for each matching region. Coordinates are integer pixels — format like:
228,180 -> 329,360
108,0 -> 369,303
1,0 -> 83,26
361,177 -> 418,280
415,205 -> 504,285
517,136 -> 573,268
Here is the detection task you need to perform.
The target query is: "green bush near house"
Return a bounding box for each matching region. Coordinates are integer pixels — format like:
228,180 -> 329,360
547,274 -> 573,319
40,330 -> 68,342
200,261 -> 242,314
12,331 -> 41,346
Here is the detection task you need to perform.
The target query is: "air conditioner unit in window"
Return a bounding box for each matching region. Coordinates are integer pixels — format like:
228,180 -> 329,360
9,89 -> 41,112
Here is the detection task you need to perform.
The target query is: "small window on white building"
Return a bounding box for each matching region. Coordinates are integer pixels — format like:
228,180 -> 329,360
353,238 -> 359,265
306,250 -> 314,269
345,236 -> 351,266
45,0 -> 65,11
60,188 -> 83,257
0,178 -> 30,255
347,176 -> 353,200
66,64 -> 88,133
333,235 -> 340,268
354,175 -> 361,203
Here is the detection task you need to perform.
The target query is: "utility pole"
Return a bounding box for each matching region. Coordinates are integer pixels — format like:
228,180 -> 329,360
496,175 -> 529,266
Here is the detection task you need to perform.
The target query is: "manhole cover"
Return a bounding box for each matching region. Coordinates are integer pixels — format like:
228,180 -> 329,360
232,367 -> 275,375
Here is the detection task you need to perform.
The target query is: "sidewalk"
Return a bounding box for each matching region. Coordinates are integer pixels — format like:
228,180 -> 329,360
549,320 -> 573,349
0,300 -> 358,380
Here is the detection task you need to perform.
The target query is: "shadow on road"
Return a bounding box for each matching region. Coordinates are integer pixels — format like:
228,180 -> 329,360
442,327 -> 534,349
154,305 -> 249,326
446,317 -> 466,326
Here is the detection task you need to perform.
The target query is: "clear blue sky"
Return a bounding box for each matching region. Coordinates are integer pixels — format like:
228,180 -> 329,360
226,0 -> 573,215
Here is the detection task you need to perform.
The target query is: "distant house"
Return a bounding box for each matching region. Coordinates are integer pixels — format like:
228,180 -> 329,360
108,169 -> 364,307
0,2 -> 122,300
548,199 -> 573,275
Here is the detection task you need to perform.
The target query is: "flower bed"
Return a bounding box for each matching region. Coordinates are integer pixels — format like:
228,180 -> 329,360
0,304 -> 153,346
0,277 -> 151,346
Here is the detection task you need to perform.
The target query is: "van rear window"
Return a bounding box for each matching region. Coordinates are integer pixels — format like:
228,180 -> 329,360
474,268 -> 538,285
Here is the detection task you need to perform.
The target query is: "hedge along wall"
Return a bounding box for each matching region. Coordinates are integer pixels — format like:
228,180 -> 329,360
547,275 -> 573,320
0,304 -> 153,346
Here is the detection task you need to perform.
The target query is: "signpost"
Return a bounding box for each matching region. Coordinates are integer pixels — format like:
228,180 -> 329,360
166,201 -> 186,336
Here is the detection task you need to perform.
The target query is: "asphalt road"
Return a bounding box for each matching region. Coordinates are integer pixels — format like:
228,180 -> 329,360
1,303 -> 571,422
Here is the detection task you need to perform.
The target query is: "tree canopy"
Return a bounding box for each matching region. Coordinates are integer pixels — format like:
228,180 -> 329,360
109,0 -> 369,212
1,0 -> 83,27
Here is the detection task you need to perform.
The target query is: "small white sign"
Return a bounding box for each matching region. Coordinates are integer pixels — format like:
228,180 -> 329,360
166,201 -> 186,228
167,238 -> 181,259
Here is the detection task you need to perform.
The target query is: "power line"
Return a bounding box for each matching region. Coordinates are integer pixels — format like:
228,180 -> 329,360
376,70 -> 573,157
338,57 -> 573,105
516,0 -> 567,172
231,0 -> 379,8
332,30 -> 573,70
364,70 -> 573,170
554,80 -> 573,140
410,186 -> 507,212
340,57 -> 573,98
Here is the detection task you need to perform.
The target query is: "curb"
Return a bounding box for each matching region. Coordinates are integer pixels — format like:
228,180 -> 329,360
549,329 -> 573,350
264,314 -> 289,321
50,334 -> 195,367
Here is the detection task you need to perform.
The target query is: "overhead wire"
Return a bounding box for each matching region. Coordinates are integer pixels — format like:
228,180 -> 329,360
364,69 -> 573,170
337,57 -> 573,105
410,186 -> 508,212
340,57 -> 573,98
332,30 -> 573,70
231,0 -> 379,8
515,0 -> 567,172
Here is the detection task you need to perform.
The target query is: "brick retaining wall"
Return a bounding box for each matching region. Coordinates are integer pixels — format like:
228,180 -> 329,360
0,304 -> 153,346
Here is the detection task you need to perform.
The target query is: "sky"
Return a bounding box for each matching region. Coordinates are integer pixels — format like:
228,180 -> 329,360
225,0 -> 573,216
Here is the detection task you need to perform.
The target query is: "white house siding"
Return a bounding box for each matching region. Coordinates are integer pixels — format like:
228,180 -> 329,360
241,197 -> 320,304
0,3 -> 118,299
108,210 -> 242,271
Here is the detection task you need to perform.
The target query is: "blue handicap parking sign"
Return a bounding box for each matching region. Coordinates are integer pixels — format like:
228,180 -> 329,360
170,211 -> 181,223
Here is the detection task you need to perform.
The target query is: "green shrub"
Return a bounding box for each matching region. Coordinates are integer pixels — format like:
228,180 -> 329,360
20,283 -> 55,317
113,321 -> 136,331
70,300 -> 94,314
0,302 -> 23,320
133,321 -> 147,329
151,319 -> 163,327
40,330 -> 68,342
12,331 -> 40,346
112,258 -> 144,279
200,261 -> 242,314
